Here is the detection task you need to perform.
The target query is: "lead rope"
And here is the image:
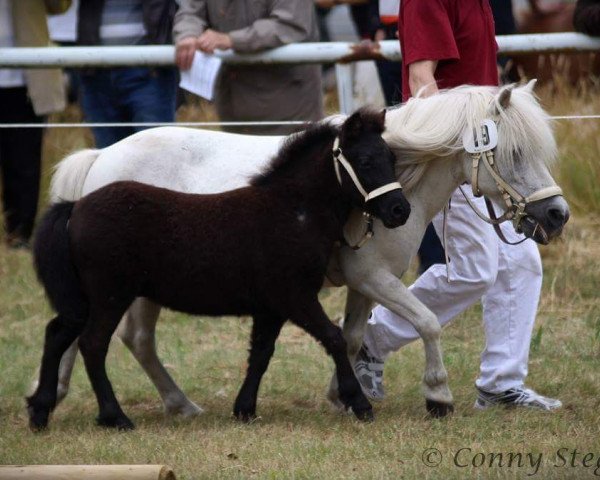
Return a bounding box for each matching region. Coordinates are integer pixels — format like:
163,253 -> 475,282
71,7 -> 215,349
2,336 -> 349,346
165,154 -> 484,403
484,198 -> 530,245
442,202 -> 451,282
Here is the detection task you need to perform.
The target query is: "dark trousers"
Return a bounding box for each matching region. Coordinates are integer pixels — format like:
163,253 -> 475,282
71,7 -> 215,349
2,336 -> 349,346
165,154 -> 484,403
376,59 -> 402,107
417,223 -> 445,274
80,67 -> 177,148
0,87 -> 44,242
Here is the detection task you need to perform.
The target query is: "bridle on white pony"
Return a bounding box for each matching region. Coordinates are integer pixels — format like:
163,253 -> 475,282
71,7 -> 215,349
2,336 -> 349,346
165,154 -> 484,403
458,118 -> 562,245
332,137 -> 403,249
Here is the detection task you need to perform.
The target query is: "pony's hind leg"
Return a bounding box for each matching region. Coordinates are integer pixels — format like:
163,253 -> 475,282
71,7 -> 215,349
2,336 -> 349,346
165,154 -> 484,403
79,305 -> 135,430
290,299 -> 373,422
233,314 -> 285,421
116,298 -> 204,417
27,316 -> 84,430
28,338 -> 78,408
327,288 -> 374,407
56,340 -> 78,404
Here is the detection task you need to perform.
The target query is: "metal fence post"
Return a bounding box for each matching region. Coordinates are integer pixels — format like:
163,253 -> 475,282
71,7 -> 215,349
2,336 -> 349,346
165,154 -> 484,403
335,63 -> 354,115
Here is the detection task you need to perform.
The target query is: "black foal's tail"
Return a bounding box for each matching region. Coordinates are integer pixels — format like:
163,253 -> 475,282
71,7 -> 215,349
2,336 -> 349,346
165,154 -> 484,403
33,202 -> 89,324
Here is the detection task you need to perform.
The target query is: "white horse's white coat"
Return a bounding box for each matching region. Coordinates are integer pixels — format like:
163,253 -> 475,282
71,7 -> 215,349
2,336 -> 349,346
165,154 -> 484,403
46,83 -> 567,417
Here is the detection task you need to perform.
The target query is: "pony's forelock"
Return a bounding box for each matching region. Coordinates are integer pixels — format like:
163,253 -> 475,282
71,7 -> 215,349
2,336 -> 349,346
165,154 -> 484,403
383,84 -> 557,192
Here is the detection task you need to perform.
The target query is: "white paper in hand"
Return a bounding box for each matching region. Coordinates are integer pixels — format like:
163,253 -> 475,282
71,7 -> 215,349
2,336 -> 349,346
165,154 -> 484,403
179,52 -> 222,101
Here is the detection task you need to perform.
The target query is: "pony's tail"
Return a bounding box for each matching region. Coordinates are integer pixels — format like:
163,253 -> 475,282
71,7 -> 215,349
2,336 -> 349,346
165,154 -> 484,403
50,149 -> 99,203
33,203 -> 89,325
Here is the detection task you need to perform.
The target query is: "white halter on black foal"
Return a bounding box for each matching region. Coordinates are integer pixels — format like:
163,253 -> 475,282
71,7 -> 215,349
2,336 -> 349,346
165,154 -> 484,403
332,137 -> 403,249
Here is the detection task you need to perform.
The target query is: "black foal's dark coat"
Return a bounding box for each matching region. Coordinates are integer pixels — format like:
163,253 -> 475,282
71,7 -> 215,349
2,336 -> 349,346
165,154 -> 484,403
28,109 -> 410,430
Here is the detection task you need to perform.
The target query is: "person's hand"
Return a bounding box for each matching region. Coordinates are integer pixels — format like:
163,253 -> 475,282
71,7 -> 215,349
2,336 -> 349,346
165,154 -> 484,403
197,29 -> 232,54
529,0 -> 568,16
175,36 -> 198,70
374,29 -> 386,42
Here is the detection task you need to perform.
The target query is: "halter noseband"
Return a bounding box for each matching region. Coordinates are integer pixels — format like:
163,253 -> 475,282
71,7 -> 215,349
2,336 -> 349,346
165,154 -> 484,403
463,120 -> 563,244
332,137 -> 403,249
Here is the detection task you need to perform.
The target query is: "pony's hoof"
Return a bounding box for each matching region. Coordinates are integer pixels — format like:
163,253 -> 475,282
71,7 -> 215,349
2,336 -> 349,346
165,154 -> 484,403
426,399 -> 454,418
28,407 -> 49,432
96,415 -> 135,431
353,407 -> 375,423
27,401 -> 51,432
165,400 -> 204,418
233,406 -> 257,423
235,412 -> 257,423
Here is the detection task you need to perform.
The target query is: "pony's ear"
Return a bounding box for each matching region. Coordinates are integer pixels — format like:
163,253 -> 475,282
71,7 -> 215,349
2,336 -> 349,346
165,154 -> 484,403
524,78 -> 538,93
342,108 -> 386,140
491,85 -> 513,115
342,110 -> 364,140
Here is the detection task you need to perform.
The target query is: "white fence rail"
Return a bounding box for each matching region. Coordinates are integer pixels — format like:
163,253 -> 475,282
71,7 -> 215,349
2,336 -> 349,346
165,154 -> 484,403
0,32 -> 598,116
0,33 -> 599,68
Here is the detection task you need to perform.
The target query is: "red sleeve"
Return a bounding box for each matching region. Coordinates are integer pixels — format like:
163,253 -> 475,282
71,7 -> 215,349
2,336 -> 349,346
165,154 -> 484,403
400,0 -> 459,66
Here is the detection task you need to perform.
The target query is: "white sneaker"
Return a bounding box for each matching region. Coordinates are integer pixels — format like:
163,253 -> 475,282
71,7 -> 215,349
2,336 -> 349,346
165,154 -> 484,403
474,386 -> 562,411
353,345 -> 385,401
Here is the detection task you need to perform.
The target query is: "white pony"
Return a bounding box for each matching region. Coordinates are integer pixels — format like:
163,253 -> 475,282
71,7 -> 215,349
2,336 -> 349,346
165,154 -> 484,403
42,83 -> 568,418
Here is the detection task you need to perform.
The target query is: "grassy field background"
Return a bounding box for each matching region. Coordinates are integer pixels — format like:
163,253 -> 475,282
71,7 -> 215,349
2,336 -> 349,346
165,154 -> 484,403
0,85 -> 599,479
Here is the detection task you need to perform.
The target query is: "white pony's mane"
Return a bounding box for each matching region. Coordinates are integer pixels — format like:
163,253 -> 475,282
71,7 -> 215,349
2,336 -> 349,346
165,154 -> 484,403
383,84 -> 558,192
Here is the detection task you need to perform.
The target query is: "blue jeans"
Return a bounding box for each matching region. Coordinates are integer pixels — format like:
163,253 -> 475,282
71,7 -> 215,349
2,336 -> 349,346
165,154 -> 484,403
80,67 -> 177,148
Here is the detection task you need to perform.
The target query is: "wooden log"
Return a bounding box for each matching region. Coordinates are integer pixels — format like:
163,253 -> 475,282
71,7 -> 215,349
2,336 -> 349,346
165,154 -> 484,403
0,465 -> 176,480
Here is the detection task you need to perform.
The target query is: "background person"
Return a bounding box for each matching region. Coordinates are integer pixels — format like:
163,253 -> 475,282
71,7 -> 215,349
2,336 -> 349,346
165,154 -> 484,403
0,0 -> 70,249
573,0 -> 600,35
173,0 -> 324,135
354,0 -> 562,411
76,0 -> 178,148
47,0 -> 80,103
348,0 -> 403,106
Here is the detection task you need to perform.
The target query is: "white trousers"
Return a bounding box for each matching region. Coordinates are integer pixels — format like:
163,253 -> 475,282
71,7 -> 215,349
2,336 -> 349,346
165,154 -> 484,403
363,188 -> 543,393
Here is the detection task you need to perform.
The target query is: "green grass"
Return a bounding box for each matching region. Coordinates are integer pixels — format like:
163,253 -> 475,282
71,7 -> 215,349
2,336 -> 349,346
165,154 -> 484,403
1,225 -> 599,479
1,89 -> 599,479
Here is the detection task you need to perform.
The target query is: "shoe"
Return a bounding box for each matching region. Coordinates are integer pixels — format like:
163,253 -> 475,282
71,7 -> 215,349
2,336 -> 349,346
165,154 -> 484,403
353,344 -> 385,401
474,386 -> 562,411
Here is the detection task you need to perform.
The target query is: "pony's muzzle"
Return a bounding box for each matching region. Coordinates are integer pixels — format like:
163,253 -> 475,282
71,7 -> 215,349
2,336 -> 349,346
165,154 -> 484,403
522,195 -> 570,244
373,190 -> 411,229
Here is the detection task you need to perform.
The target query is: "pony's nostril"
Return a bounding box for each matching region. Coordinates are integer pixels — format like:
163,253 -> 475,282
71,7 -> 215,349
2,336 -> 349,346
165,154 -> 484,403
392,205 -> 405,217
547,207 -> 567,226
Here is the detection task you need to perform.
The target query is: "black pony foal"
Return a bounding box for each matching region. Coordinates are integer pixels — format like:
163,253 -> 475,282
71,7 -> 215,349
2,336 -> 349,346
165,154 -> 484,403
28,108 -> 410,430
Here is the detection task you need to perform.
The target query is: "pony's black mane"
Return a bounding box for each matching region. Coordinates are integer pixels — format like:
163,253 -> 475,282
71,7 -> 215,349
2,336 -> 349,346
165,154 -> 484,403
250,122 -> 338,187
250,108 -> 387,188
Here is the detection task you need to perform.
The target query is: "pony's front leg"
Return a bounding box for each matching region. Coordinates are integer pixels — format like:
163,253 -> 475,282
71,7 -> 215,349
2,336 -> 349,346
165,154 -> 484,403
116,297 -> 203,417
327,288 -> 373,407
290,299 -> 373,421
233,314 -> 284,421
357,274 -> 454,417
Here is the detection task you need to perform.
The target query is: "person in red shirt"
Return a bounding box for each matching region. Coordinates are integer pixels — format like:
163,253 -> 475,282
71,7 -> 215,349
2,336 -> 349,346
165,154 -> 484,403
354,0 -> 562,411
399,0 -> 498,98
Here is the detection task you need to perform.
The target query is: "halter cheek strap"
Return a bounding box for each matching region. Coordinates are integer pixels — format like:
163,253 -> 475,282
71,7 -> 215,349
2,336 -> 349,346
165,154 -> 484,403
332,137 -> 403,250
332,138 -> 403,202
467,147 -> 563,244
